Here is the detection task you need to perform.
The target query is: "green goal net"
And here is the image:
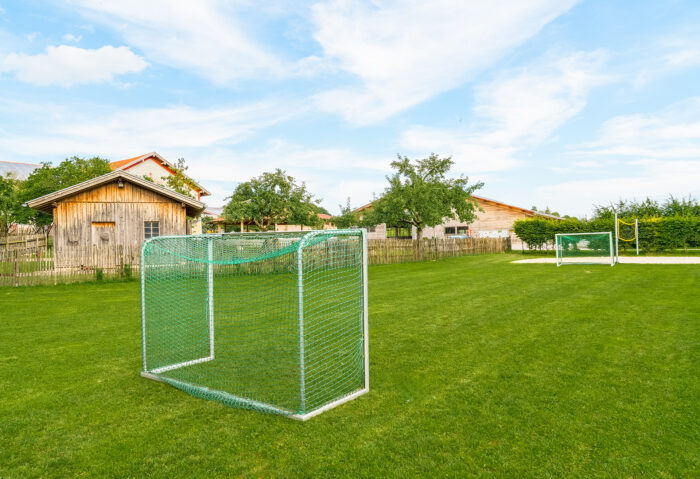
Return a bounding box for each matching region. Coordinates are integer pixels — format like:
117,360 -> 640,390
140,229 -> 369,420
555,232 -> 615,266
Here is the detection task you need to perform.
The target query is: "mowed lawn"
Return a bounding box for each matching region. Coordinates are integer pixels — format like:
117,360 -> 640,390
1,255 -> 698,478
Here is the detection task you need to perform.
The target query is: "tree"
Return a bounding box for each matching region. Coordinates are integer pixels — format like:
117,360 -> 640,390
531,205 -> 564,217
363,153 -> 484,240
201,215 -> 216,233
222,169 -> 321,231
592,195 -> 699,219
17,156 -> 112,231
165,158 -> 198,198
0,175 -> 21,236
332,198 -> 359,229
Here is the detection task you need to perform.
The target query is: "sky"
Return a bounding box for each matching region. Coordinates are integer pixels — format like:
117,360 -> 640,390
0,1 -> 699,217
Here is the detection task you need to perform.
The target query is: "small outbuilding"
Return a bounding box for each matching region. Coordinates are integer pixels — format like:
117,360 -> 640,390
26,170 -> 205,268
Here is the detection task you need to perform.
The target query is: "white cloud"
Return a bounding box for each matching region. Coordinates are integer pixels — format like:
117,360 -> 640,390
186,140 -> 391,209
0,100 -> 295,157
400,51 -> 609,173
537,159 -> 700,217
473,51 -> 610,145
68,0 -> 285,82
539,98 -> 700,216
1,45 -> 147,86
400,126 -> 520,173
62,33 -> 82,43
633,34 -> 700,86
311,0 -> 580,124
574,98 -> 700,159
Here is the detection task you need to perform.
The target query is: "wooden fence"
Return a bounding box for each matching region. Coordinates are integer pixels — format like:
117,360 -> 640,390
367,237 -> 510,265
0,245 -> 140,287
0,233 -> 47,253
1,236 -> 511,287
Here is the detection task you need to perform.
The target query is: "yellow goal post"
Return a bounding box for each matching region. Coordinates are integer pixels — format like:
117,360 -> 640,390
614,212 -> 639,258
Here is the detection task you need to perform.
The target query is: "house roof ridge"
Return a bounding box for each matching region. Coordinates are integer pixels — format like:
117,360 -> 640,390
25,170 -> 205,214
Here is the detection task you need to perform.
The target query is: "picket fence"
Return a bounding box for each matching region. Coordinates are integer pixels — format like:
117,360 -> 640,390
0,245 -> 140,287
0,236 -> 510,287
367,237 -> 511,265
0,233 -> 47,252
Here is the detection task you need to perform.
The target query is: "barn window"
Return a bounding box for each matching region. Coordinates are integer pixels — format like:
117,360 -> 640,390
367,225 -> 376,233
444,226 -> 456,235
456,226 -> 470,235
144,221 -> 160,239
386,226 -> 412,239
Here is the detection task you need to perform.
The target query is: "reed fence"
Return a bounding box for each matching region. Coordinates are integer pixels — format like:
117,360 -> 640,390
367,237 -> 510,265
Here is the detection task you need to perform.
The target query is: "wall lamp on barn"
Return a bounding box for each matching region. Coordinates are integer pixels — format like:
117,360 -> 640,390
117,179 -> 125,188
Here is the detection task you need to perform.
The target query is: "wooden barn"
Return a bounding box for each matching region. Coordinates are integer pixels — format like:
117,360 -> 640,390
26,170 -> 205,268
354,195 -> 562,250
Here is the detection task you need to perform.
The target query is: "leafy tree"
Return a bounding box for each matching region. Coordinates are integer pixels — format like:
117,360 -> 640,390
593,195 -> 699,219
531,205 -> 563,217
363,154 -> 483,240
165,158 -> 198,198
222,169 -> 321,231
661,195 -> 700,217
0,175 -> 21,236
201,215 -> 216,233
332,198 -> 359,229
18,156 -> 112,230
312,204 -> 331,216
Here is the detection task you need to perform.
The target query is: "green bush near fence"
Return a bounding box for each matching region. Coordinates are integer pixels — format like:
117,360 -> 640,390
513,216 -> 700,252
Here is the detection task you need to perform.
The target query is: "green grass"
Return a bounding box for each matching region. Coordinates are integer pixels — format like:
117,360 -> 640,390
1,254 -> 698,477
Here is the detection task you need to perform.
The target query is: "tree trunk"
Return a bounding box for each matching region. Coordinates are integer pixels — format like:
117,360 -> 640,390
416,227 -> 423,260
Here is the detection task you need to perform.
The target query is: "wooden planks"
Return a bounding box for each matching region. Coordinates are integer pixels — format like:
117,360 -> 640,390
0,244 -> 140,287
366,237 -> 510,265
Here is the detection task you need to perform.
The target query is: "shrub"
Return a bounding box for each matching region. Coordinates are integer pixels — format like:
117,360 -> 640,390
95,268 -> 104,281
122,263 -> 132,279
513,216 -> 700,252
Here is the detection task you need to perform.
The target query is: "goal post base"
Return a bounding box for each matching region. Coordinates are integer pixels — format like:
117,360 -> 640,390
290,388 -> 369,421
140,371 -> 369,420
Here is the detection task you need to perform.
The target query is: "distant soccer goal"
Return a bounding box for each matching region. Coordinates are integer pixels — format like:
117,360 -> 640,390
555,232 -> 615,267
140,229 -> 369,421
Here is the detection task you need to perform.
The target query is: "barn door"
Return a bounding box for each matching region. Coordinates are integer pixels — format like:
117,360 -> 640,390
91,222 -> 116,246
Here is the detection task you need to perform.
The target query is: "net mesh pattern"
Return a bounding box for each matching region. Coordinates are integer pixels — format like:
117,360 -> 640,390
141,230 -> 367,417
556,233 -> 613,265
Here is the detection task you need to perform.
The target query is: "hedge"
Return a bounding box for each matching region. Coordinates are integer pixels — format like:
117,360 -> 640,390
513,216 -> 700,252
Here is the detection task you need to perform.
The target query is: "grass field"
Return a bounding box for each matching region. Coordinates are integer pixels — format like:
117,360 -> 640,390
1,254 -> 698,477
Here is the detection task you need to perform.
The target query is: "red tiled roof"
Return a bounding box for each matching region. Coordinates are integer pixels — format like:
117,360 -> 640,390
109,155 -> 143,170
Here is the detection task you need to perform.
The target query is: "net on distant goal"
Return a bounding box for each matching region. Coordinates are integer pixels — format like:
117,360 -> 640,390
555,232 -> 615,266
140,229 -> 369,421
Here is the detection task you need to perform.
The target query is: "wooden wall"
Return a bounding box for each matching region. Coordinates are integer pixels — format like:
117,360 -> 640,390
54,181 -> 187,267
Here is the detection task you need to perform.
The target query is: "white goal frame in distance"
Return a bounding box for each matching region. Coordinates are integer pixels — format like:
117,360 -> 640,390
555,231 -> 615,267
140,228 -> 370,421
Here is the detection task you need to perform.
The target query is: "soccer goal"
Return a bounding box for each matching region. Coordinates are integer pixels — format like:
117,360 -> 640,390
140,229 -> 369,421
555,232 -> 615,266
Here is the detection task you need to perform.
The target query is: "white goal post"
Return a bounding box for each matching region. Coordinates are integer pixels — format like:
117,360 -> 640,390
140,228 -> 370,421
555,232 -> 615,267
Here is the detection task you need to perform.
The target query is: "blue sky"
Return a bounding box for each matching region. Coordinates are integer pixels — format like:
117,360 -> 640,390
0,1 -> 699,216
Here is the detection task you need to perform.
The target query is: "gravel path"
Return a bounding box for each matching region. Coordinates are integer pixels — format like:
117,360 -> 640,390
513,257 -> 700,264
